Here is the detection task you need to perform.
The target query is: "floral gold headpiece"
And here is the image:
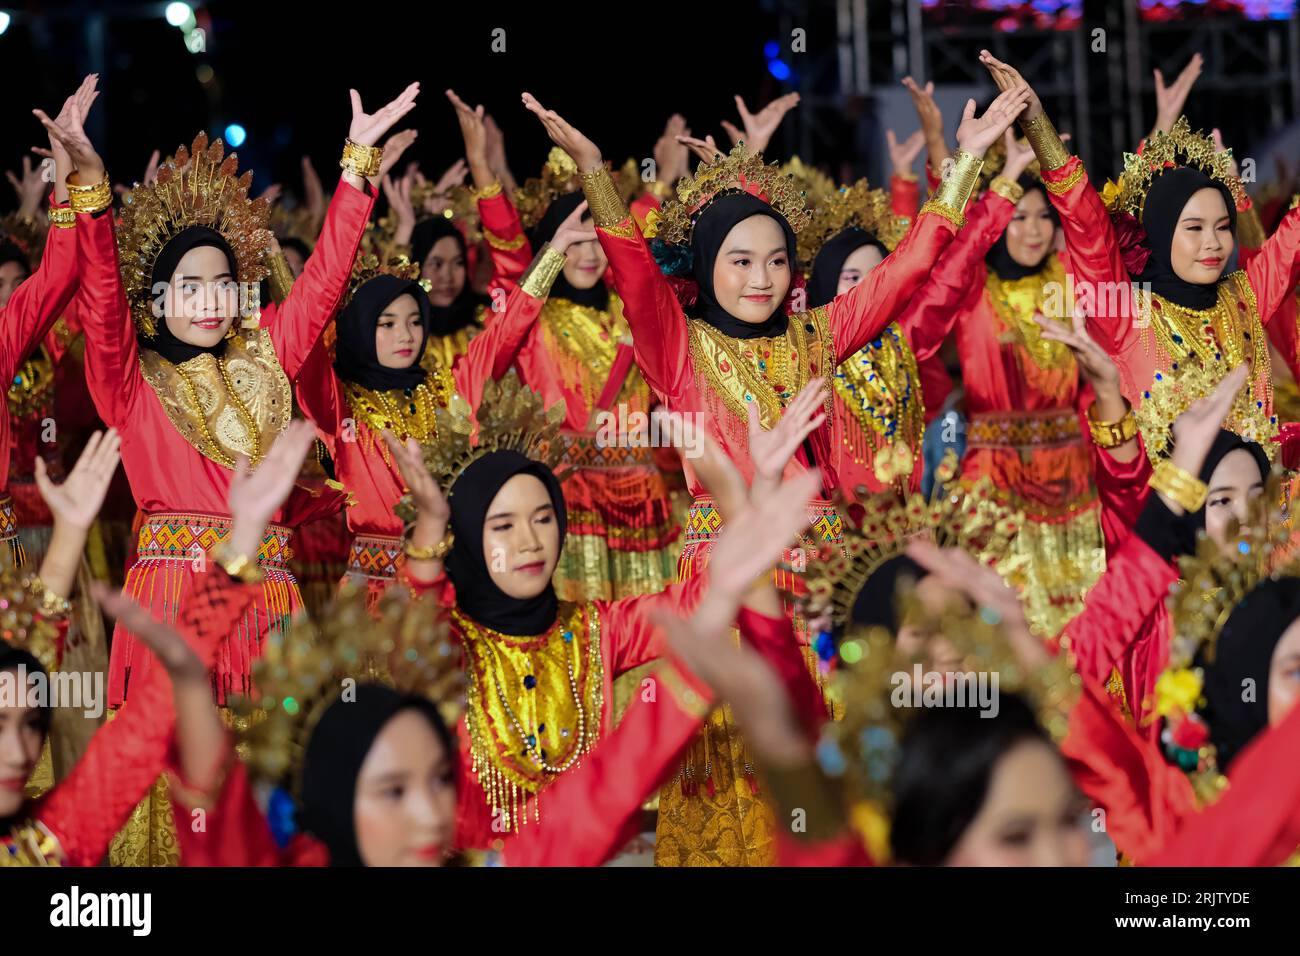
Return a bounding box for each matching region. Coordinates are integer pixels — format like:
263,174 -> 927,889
796,179 -> 910,268
1101,116 -> 1246,218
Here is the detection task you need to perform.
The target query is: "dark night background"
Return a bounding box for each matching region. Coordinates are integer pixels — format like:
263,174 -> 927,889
3,1 -> 1299,208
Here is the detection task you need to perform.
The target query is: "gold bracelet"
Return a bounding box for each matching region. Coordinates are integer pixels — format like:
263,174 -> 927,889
27,576 -> 72,618
988,175 -> 1024,204
265,251 -> 295,305
1149,460 -> 1208,513
66,173 -> 112,215
483,229 -> 527,251
926,149 -> 983,227
210,541 -> 266,584
47,205 -> 76,229
404,529 -> 454,561
339,139 -> 383,179
473,180 -> 503,201
893,170 -> 920,183
519,244 -> 568,299
647,179 -> 674,200
1044,163 -> 1086,196
1020,113 -> 1071,171
580,165 -> 630,229
1087,402 -> 1137,449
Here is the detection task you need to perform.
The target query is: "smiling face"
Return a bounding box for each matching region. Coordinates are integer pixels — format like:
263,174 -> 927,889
1204,448 -> 1266,554
162,245 -> 239,347
835,244 -> 885,296
374,293 -> 425,369
352,709 -> 457,867
1169,187 -> 1234,285
482,473 -> 561,600
561,236 -> 608,290
421,236 -> 467,307
710,215 -> 792,324
1005,189 -> 1056,268
0,260 -> 28,310
0,668 -> 44,819
944,738 -> 1090,867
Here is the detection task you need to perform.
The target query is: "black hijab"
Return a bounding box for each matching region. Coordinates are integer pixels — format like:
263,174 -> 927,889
985,178 -> 1059,281
1199,577 -> 1300,773
144,225 -> 238,364
1137,167 -> 1237,311
850,553 -> 925,633
530,192 -> 609,310
445,450 -> 567,636
298,683 -> 453,867
807,228 -> 888,310
410,217 -> 485,337
334,274 -> 431,392
690,192 -> 798,339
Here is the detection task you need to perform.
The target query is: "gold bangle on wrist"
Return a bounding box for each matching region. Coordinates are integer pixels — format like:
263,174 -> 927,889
339,139 -> 383,179
580,165 -> 630,229
1149,460 -> 1208,513
988,176 -> 1024,205
1087,402 -> 1137,449
473,180 -> 503,201
211,541 -> 266,584
1020,113 -> 1071,171
923,149 -> 983,228
483,229 -> 526,251
519,244 -> 568,299
266,251 -> 295,305
404,529 -> 454,562
47,206 -> 76,229
27,576 -> 72,618
66,173 -> 112,215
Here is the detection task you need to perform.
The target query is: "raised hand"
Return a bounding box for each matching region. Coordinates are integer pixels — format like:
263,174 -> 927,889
35,428 -> 121,533
653,113 -> 691,186
1000,128 -> 1037,181
301,155 -> 326,235
1168,362 -> 1250,487
226,419 -> 318,560
887,128 -> 926,178
548,198 -> 597,254
348,82 -> 420,148
953,81 -> 1033,159
521,92 -> 603,171
1154,54 -> 1203,135
255,182 -> 283,206
6,156 -> 47,218
382,431 -> 449,526
381,170 -> 416,245
978,50 -> 1042,125
33,73 -> 105,185
377,128 -> 419,181
447,88 -> 494,189
708,467 -> 820,599
676,133 -> 723,166
91,583 -> 208,682
748,378 -> 827,498
902,76 -> 951,170
483,113 -> 517,192
658,413 -> 749,523
1035,311 -> 1121,397
722,92 -> 800,155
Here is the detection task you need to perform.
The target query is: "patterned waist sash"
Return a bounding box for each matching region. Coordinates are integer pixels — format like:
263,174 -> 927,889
681,495 -> 842,585
346,533 -> 403,581
967,408 -> 1082,452
560,431 -> 657,469
1,493 -> 27,567
136,512 -> 293,570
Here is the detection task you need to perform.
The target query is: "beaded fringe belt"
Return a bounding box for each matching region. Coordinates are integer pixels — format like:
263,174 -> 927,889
559,431 -> 657,469
0,494 -> 26,567
967,408 -> 1083,452
346,533 -> 403,580
136,512 -> 293,569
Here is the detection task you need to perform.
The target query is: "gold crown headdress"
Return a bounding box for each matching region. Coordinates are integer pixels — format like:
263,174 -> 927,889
1101,116 -> 1246,218
0,212 -> 45,269
512,147 -> 582,230
644,142 -> 812,246
393,370 -> 565,523
819,585 -> 1080,857
799,453 -> 1026,628
780,156 -> 837,208
231,583 -> 465,795
345,250 -> 430,306
1133,358 -> 1279,467
796,179 -> 911,268
268,204 -> 317,249
117,132 -> 273,337
0,551 -> 67,674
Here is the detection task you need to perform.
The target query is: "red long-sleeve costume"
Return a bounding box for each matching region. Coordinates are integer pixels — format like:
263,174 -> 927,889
2,568 -> 256,866
76,178 -> 374,707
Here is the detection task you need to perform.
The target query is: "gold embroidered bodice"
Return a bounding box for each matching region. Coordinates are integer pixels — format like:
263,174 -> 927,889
138,327 -> 291,469
1,820 -> 62,866
420,303 -> 487,377
834,322 -> 924,479
343,371 -> 454,449
8,345 -> 55,420
539,294 -> 648,417
454,602 -> 603,831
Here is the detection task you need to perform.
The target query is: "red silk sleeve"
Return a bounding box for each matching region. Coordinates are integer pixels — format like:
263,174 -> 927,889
1264,287 -> 1300,381
477,191 -> 532,294
594,217 -> 692,401
1145,698 -> 1300,866
1060,681 -> 1199,863
1,207 -> 78,384
1054,525 -> 1176,693
736,606 -> 828,736
450,282 -> 544,404
889,175 -> 920,221
74,210 -> 139,427
263,176 -> 376,380
603,571 -> 709,674
1092,435 -> 1153,556
35,568 -> 258,866
1040,158 -> 1134,357
292,339 -> 346,450
896,191 -> 1011,362
498,655 -> 714,866
826,212 -> 958,362
1245,205 -> 1300,328
924,161 -> 942,195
